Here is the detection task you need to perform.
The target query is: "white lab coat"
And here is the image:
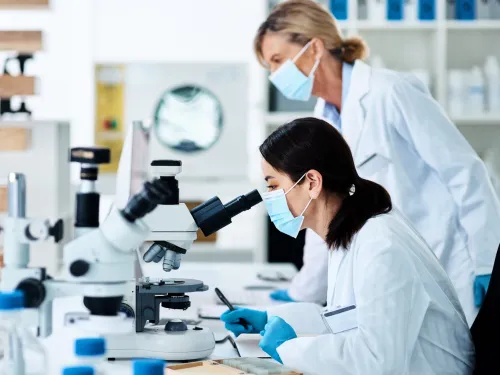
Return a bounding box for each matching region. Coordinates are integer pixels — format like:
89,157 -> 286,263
268,210 -> 475,375
288,230 -> 328,303
302,59 -> 500,325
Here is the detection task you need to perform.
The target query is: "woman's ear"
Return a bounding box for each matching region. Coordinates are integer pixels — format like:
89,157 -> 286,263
310,38 -> 326,60
306,170 -> 323,199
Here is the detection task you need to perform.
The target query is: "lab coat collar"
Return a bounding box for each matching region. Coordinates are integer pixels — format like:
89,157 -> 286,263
315,60 -> 371,158
341,59 -> 371,158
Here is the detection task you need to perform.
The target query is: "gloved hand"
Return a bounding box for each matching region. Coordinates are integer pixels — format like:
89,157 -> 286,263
220,308 -> 267,337
259,316 -> 297,363
269,289 -> 295,302
474,274 -> 492,307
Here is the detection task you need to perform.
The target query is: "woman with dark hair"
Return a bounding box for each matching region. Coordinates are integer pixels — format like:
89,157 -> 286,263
221,118 -> 474,375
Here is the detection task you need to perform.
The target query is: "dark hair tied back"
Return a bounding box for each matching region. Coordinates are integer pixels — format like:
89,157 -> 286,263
260,118 -> 391,250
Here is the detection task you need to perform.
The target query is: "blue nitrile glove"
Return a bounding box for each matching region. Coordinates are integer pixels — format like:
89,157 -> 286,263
474,274 -> 492,307
259,316 -> 297,363
269,289 -> 296,302
220,307 -> 267,337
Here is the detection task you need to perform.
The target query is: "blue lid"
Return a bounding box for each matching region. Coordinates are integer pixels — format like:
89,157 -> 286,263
74,338 -> 106,357
0,290 -> 24,310
133,359 -> 166,375
62,366 -> 95,375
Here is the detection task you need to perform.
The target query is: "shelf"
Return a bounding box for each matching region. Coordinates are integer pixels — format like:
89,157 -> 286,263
453,115 -> 500,126
265,112 -> 314,126
0,75 -> 37,97
0,0 -> 49,8
0,31 -> 42,52
355,21 -> 437,31
446,20 -> 500,30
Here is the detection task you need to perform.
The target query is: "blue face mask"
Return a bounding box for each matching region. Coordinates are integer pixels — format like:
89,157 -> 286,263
269,42 -> 320,102
261,174 -> 313,238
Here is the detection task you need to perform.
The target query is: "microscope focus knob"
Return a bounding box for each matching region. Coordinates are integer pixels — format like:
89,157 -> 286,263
70,260 -> 90,277
119,303 -> 135,318
16,278 -> 46,308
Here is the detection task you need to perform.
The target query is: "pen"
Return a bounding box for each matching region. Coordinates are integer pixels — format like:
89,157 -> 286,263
215,287 -> 249,329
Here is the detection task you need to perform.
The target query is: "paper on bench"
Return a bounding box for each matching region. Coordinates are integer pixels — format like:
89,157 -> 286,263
234,334 -> 270,358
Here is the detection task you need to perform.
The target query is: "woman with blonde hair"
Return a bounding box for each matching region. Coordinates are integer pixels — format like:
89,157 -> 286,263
258,0 -> 500,327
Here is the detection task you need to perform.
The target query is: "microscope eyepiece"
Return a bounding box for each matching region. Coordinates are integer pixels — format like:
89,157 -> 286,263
121,178 -> 175,222
190,189 -> 263,237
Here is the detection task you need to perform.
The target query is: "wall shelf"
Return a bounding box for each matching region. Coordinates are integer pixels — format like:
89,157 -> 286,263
446,20 -> 500,30
354,21 -> 437,31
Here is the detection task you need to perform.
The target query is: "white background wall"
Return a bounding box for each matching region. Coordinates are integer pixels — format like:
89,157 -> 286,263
0,0 -> 270,262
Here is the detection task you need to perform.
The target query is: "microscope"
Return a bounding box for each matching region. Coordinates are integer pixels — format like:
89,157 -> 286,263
103,161 -> 262,360
70,147 -> 110,238
1,158 -> 262,360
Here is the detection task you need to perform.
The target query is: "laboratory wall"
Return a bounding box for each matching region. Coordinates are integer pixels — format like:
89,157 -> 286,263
1,0 -> 500,270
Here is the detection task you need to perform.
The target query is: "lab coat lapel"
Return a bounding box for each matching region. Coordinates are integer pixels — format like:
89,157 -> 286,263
340,60 -> 371,159
327,248 -> 347,307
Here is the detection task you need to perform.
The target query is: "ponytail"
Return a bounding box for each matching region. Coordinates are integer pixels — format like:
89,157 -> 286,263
326,178 -> 392,249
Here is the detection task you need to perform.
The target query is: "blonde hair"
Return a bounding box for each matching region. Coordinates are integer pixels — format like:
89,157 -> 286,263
254,0 -> 369,67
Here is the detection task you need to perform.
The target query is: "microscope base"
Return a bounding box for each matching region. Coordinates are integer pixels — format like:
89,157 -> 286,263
106,324 -> 215,361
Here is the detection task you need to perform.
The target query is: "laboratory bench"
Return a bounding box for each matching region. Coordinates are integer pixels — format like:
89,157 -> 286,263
46,262 -> 298,374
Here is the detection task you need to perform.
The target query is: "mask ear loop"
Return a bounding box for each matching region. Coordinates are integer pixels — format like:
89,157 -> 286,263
285,173 -> 307,195
292,41 -> 312,63
300,198 -> 313,216
309,58 -> 320,78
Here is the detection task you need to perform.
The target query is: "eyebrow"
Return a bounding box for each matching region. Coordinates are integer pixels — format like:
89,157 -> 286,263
264,176 -> 274,182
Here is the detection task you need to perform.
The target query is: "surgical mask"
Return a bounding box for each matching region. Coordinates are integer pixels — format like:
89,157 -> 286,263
269,42 -> 320,102
261,174 -> 312,238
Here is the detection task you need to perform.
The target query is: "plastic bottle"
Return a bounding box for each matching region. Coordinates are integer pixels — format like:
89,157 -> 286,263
447,0 -> 457,19
418,0 -> 436,19
467,66 -> 486,115
330,0 -> 348,20
74,338 -> 106,374
62,366 -> 95,375
448,70 -> 466,117
367,0 -> 386,21
484,56 -> 500,113
456,0 -> 476,19
387,0 -> 404,20
477,0 -> 491,18
491,0 -> 500,18
0,291 -> 47,375
405,0 -> 418,21
133,359 -> 166,375
359,0 -> 369,19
